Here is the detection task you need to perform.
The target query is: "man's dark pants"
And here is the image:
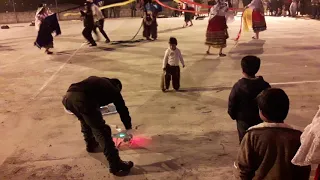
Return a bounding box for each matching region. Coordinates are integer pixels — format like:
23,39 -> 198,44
131,10 -> 136,17
93,19 -> 111,42
82,26 -> 96,45
312,4 -> 320,18
62,92 -> 120,163
143,20 -> 158,39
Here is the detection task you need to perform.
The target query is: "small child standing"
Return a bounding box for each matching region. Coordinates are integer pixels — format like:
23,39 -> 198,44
228,55 -> 270,143
161,37 -> 185,92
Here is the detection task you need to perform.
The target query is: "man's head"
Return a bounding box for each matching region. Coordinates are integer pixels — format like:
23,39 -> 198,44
110,78 -> 122,91
241,55 -> 261,78
257,88 -> 290,123
169,37 -> 177,50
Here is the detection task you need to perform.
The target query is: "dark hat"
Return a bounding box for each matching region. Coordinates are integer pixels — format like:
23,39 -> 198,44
169,37 -> 178,45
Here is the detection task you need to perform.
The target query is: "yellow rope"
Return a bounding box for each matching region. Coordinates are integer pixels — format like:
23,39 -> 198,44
173,0 -> 182,3
99,0 -> 135,10
63,0 -> 135,17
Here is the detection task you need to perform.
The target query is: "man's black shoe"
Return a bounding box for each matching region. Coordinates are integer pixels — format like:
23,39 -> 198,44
109,160 -> 134,175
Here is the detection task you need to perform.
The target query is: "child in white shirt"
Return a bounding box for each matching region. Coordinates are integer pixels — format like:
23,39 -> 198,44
162,37 -> 185,91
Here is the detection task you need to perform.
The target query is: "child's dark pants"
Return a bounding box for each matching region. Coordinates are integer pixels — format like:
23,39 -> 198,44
165,65 -> 180,90
237,119 -> 263,143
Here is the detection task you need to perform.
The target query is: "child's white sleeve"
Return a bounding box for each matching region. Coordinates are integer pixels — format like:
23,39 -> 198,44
162,49 -> 169,69
178,49 -> 185,66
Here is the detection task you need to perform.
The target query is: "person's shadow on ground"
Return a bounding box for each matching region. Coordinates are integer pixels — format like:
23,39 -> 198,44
228,39 -> 266,70
0,44 -> 14,52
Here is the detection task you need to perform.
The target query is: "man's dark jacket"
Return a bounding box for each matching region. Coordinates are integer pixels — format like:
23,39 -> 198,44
67,76 -> 132,130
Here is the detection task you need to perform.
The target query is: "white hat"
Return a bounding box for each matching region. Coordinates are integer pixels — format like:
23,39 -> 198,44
36,4 -> 46,15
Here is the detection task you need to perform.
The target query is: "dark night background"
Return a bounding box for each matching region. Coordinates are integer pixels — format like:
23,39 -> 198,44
0,0 -> 126,12
0,0 -> 172,13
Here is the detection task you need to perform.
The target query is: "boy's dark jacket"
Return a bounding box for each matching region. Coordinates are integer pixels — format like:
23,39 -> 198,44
228,76 -> 270,126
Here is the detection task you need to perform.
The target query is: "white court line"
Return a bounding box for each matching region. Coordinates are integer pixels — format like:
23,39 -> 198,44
126,80 -> 320,93
270,80 -> 320,85
31,43 -> 85,100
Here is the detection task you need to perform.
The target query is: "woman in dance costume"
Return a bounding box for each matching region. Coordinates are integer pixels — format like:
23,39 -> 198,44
243,0 -> 267,39
35,4 -> 55,54
205,0 -> 229,57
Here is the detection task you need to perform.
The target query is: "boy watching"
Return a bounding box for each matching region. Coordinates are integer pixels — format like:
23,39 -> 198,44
228,55 -> 270,143
236,88 -> 311,180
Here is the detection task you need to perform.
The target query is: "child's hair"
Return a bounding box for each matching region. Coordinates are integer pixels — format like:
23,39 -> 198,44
241,55 -> 261,77
169,37 -> 178,45
257,88 -> 289,123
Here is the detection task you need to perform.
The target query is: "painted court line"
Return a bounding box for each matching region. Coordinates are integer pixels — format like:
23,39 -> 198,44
32,43 -> 85,100
128,80 -> 320,93
270,80 -> 320,85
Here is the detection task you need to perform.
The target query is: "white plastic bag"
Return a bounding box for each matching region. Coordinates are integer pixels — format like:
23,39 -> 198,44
292,106 -> 320,166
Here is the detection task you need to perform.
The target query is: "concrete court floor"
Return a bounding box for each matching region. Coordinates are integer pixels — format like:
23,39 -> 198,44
0,15 -> 319,180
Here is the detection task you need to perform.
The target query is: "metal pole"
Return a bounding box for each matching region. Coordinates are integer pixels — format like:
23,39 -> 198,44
12,0 -> 18,23
55,0 -> 60,20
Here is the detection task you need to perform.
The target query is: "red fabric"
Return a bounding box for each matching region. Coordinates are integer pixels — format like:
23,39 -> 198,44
316,165 -> 320,180
234,11 -> 244,41
207,16 -> 227,32
252,9 -> 265,22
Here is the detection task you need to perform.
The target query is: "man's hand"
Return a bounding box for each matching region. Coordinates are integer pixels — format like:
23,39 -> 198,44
183,65 -> 185,68
125,129 -> 133,135
163,68 -> 166,71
